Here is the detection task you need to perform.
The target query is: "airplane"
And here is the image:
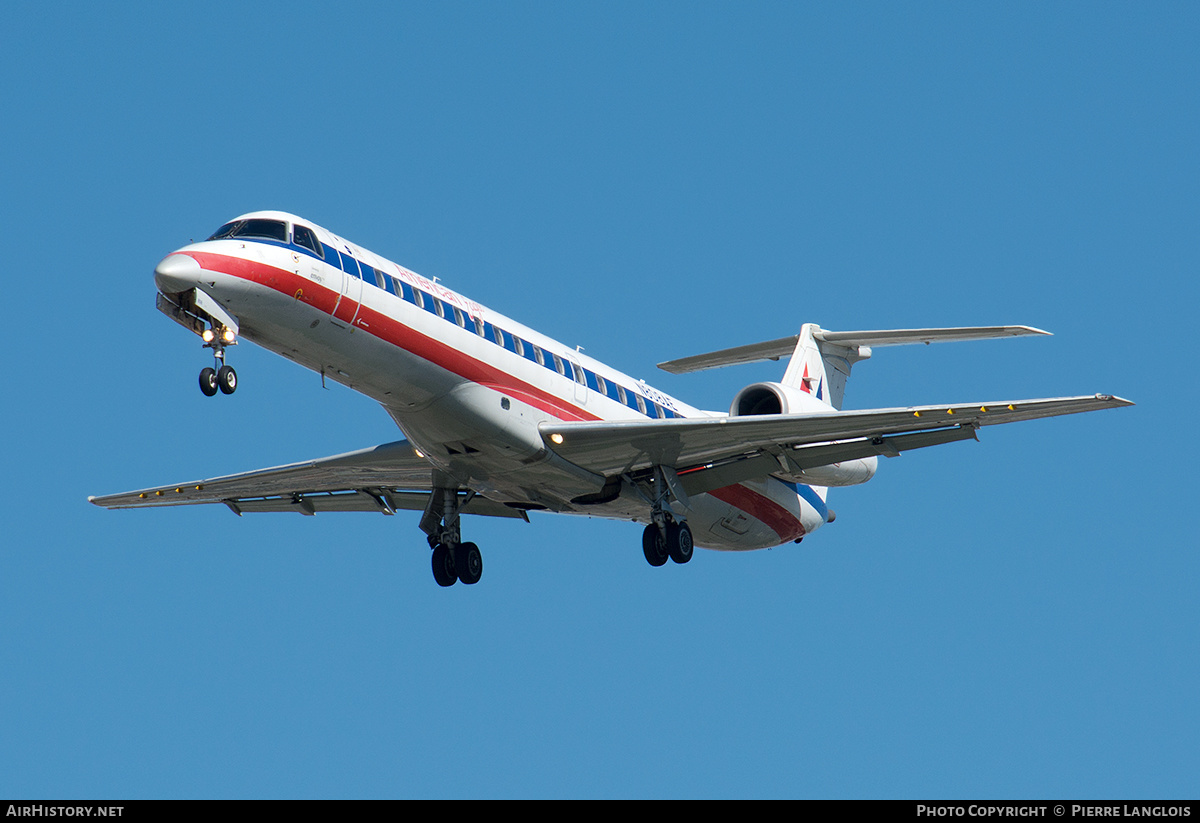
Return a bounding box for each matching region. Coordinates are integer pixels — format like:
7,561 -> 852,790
89,210 -> 1133,586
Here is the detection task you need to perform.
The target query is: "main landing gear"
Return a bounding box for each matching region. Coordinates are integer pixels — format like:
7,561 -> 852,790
640,465 -> 694,568
642,518 -> 694,567
431,539 -> 483,587
422,484 -> 484,587
198,326 -> 237,397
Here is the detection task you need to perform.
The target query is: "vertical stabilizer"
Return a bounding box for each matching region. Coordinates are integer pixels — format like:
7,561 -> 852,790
781,324 -> 869,410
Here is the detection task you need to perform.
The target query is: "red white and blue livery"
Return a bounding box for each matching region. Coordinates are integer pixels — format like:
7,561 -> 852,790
90,211 -> 1133,586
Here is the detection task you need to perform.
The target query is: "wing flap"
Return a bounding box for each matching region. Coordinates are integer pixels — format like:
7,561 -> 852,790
676,425 -> 980,496
221,489 -> 527,519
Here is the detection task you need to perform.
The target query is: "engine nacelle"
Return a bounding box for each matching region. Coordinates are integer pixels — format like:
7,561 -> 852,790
730,381 -> 828,417
729,382 -> 878,487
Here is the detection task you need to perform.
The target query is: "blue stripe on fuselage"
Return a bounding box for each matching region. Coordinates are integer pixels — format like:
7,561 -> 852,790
782,481 -> 828,522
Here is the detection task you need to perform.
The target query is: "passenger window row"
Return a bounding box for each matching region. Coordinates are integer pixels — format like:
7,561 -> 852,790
337,245 -> 674,419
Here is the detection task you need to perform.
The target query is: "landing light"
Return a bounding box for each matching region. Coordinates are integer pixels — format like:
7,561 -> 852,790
202,329 -> 215,343
550,433 -> 564,445
222,329 -> 236,343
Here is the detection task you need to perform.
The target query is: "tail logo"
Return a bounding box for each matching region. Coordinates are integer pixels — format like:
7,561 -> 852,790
800,363 -> 824,401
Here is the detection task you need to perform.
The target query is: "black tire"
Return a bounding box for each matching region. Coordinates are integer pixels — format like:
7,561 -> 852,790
217,365 -> 237,395
432,543 -> 457,587
199,367 -> 218,396
667,521 -> 694,564
642,524 -> 668,567
456,542 -> 483,585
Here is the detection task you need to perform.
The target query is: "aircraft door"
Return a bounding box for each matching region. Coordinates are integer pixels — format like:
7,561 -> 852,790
564,353 -> 588,405
330,250 -> 364,327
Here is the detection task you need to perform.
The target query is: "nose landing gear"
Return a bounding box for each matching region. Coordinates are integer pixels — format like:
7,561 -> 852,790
198,326 -> 238,396
199,367 -> 218,396
200,364 -> 237,395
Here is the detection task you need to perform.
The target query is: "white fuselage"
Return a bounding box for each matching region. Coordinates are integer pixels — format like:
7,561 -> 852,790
155,211 -> 830,550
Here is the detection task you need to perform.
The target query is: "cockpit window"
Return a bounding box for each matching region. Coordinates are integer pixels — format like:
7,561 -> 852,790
293,224 -> 323,257
207,221 -> 240,240
206,219 -> 288,243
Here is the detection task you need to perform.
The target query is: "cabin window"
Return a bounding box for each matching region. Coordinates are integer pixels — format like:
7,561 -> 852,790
292,225 -> 323,257
616,385 -> 627,405
635,394 -> 647,415
433,298 -> 445,319
596,374 -> 607,395
474,316 -> 486,337
533,346 -> 544,366
514,337 -> 525,356
572,364 -> 586,385
493,326 -> 504,346
413,290 -> 425,309
553,354 -> 565,375
453,307 -> 466,328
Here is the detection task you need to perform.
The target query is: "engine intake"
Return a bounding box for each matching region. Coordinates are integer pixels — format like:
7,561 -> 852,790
730,382 -> 819,417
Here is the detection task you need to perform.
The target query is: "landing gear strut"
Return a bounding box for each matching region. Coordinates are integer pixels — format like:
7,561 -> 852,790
421,484 -> 484,587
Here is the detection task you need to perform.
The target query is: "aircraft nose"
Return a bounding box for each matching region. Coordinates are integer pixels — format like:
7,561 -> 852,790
154,253 -> 201,294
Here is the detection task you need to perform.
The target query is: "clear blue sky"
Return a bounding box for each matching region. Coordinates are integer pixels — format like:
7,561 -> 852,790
2,1 -> 1196,799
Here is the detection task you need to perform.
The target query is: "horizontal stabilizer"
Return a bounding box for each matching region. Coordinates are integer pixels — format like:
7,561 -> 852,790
658,336 -> 799,374
816,325 -> 1049,348
658,325 -> 1049,374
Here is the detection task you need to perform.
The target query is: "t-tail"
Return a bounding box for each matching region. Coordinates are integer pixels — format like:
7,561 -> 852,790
659,324 -> 1051,410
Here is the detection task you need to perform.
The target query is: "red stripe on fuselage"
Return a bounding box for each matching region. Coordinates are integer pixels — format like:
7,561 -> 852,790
708,484 -> 806,543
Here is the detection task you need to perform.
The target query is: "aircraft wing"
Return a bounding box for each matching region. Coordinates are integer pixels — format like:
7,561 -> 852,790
539,394 -> 1132,491
88,439 -> 526,519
